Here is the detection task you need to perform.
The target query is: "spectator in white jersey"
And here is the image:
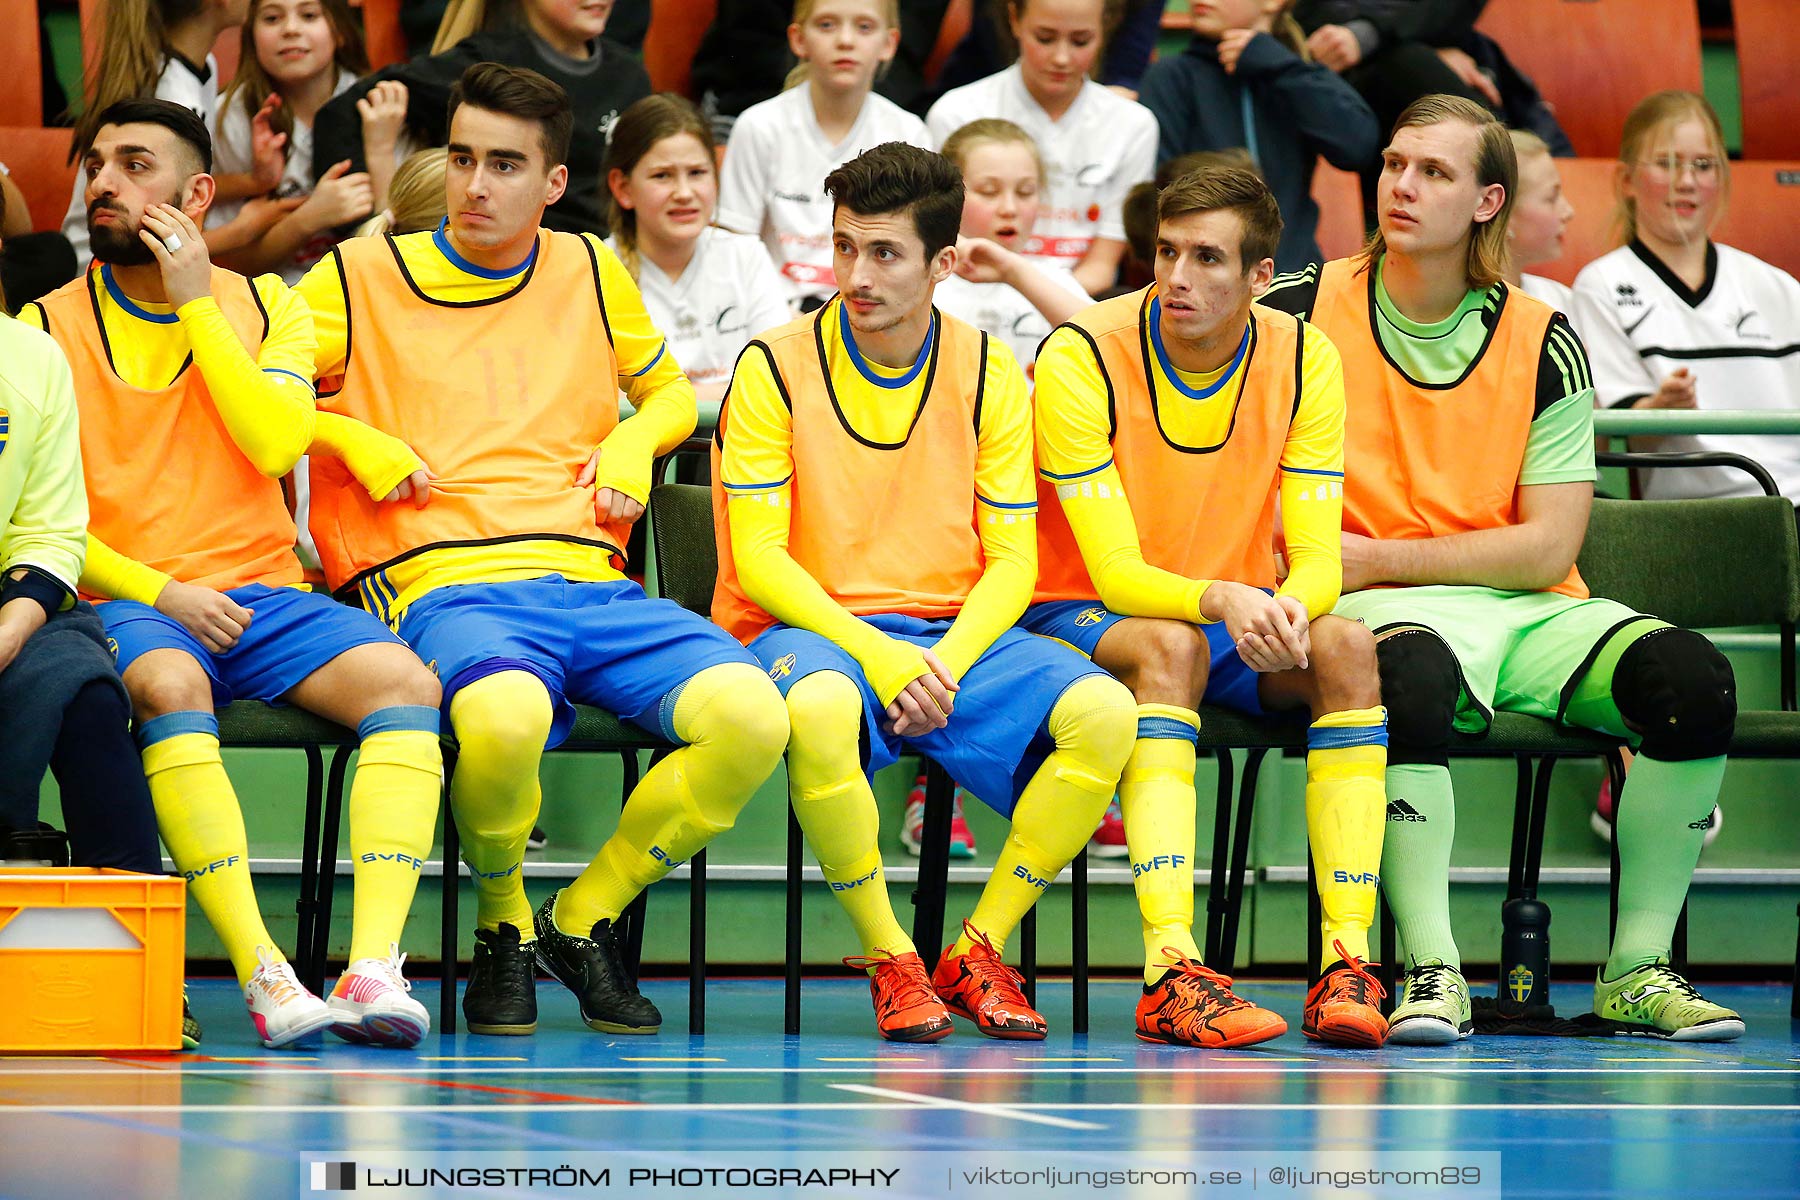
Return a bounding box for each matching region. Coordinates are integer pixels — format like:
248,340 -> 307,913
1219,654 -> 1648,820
1570,91 -> 1800,504
1504,130 -> 1574,311
936,118 -> 1090,376
716,0 -> 929,311
925,0 -> 1158,297
607,94 -> 791,408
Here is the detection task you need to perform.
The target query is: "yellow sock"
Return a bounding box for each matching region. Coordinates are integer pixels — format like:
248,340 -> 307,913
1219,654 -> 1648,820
448,672 -> 552,936
556,662 -> 788,934
784,669 -> 912,960
956,673 -> 1134,958
1117,703 -> 1204,985
138,714 -> 275,986
1306,706 -> 1388,969
345,708 -> 443,962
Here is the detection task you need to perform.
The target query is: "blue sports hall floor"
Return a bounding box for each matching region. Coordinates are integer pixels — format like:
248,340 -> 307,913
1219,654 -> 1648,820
0,976 -> 1795,1199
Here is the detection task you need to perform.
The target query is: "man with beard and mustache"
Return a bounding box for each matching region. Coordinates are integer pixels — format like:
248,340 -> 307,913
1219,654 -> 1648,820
19,98 -> 447,1052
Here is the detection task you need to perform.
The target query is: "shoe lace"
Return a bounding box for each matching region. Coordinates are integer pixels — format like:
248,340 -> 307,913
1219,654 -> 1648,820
956,921 -> 1026,999
1406,963 -> 1448,1002
1325,939 -> 1388,1004
1644,964 -> 1705,1003
844,950 -> 937,1012
252,945 -> 303,1004
377,945 -> 413,992
1160,948 -> 1249,1010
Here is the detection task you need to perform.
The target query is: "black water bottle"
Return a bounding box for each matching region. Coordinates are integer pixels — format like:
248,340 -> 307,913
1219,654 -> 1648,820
1498,897 -> 1551,1009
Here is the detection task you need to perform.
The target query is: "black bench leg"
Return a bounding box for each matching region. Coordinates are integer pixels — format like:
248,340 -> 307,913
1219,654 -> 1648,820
619,751 -> 647,987
295,744 -> 326,990
784,802 -> 803,1036
1378,895 -> 1398,1015
1505,755 -> 1537,902
909,763 -> 955,960
689,846 -> 706,1035
308,747 -> 354,996
1203,748 -> 1237,965
1219,749 -> 1264,971
1071,850 -> 1088,1034
440,745 -> 460,1035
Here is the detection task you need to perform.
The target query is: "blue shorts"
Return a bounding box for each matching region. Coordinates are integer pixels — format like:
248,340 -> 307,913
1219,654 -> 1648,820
1020,600 -> 1265,716
751,613 -> 1106,817
395,576 -> 757,747
101,584 -> 404,706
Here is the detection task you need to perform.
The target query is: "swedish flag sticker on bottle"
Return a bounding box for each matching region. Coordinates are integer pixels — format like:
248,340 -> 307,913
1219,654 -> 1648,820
1507,964 -> 1535,1004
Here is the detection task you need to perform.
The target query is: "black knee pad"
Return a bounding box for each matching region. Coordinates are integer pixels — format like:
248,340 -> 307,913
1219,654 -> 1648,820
1612,627 -> 1736,761
1375,628 -> 1461,765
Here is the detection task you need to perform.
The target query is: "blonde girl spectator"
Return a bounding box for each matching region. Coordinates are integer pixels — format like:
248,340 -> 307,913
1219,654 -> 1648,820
716,0 -> 928,310
1570,91 -> 1800,503
1504,129 -> 1575,310
926,0 -> 1157,296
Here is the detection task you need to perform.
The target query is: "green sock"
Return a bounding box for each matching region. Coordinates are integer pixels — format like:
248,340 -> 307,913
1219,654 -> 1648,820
1379,762 -> 1460,972
1605,754 -> 1725,978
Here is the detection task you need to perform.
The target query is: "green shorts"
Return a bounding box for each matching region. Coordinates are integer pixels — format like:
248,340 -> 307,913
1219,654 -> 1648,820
1333,585 -> 1666,735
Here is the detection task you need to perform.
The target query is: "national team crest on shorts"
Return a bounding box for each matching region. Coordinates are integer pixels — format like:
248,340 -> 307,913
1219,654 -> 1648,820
0,409 -> 9,458
1507,964 -> 1535,1004
769,653 -> 797,681
1074,607 -> 1106,628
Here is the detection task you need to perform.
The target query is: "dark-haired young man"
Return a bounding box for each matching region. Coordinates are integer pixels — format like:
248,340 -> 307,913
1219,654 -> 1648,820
1029,162 -> 1390,1050
296,64 -> 789,1040
1262,95 -> 1742,1043
714,140 -> 1136,1044
21,99 -> 447,1051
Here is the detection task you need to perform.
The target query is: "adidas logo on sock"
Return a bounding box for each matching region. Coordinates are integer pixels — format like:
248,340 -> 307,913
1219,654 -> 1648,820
1387,799 -> 1427,823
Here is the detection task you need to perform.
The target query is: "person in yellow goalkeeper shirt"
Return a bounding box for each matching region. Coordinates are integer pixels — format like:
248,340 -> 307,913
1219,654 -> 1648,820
20,99 -> 445,1051
714,141 -> 1136,1043
294,64 -> 788,1039
1027,163 -> 1391,1049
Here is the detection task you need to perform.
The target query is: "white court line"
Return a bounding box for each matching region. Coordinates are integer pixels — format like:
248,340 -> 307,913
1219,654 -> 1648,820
0,1063 -> 1789,1077
4,1101 -> 1799,1117
830,1084 -> 1105,1131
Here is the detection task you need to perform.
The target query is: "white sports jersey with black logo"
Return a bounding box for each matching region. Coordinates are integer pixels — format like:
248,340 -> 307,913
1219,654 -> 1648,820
716,84 -> 929,307
925,65 -> 1157,270
607,227 -> 792,388
934,266 -> 1089,374
1570,241 -> 1800,501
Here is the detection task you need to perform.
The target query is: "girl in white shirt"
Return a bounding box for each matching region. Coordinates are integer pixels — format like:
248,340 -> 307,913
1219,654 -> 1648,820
207,0 -> 409,284
925,0 -> 1158,296
61,0 -> 254,266
1570,90 -> 1800,502
935,118 -> 1089,376
716,0 -> 928,310
1504,130 -> 1575,311
606,94 -> 790,408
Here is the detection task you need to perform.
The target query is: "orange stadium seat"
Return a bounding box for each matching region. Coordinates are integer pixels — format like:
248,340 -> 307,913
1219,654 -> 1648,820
0,0 -> 46,127
0,126 -> 77,232
1715,161 -> 1800,278
1476,0 -> 1701,158
1310,162 -> 1364,261
1734,0 -> 1800,160
354,0 -> 408,72
642,0 -> 718,97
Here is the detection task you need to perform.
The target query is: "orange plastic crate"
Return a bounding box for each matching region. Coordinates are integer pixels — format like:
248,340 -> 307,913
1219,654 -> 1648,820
0,868 -> 186,1053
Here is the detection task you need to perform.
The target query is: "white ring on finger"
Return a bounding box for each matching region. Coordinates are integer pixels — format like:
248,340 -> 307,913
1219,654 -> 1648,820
163,233 -> 183,253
